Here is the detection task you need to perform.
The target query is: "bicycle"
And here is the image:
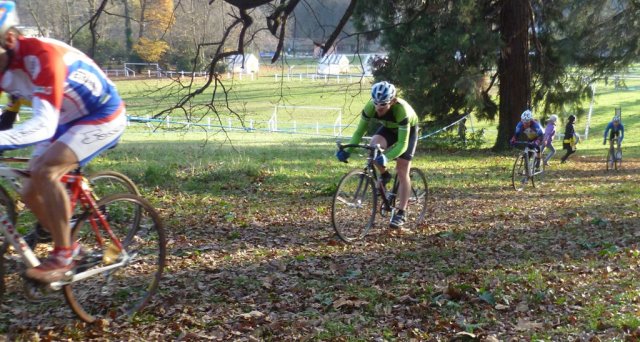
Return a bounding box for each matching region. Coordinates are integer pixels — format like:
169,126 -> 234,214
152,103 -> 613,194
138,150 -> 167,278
606,138 -> 622,171
332,143 -> 428,243
0,163 -> 165,323
511,141 -> 545,191
0,156 -> 141,250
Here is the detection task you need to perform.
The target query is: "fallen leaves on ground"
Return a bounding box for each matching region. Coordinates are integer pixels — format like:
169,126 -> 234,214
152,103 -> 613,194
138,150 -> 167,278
1,155 -> 639,340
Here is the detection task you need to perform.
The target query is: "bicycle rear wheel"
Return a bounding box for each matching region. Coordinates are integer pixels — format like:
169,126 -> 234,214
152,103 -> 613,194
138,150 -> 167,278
405,168 -> 428,228
331,169 -> 377,243
511,154 -> 529,191
64,193 -> 166,323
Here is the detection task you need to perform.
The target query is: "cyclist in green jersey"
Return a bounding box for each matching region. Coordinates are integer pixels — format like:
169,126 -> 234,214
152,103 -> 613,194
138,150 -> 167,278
336,81 -> 420,229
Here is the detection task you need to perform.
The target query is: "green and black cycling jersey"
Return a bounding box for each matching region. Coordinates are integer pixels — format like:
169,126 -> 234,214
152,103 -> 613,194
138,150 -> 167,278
347,98 -> 419,160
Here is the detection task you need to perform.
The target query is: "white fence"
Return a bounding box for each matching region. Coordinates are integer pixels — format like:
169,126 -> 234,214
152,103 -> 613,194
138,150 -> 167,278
103,68 -> 209,79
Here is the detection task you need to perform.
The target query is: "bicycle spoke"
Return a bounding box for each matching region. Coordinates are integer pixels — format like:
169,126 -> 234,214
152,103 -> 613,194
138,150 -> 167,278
63,194 -> 165,323
331,170 -> 377,243
512,154 -> 528,191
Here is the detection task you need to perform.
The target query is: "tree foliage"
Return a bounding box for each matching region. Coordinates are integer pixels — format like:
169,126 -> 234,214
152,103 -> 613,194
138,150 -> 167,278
133,37 -> 170,63
353,0 -> 500,122
353,0 -> 640,149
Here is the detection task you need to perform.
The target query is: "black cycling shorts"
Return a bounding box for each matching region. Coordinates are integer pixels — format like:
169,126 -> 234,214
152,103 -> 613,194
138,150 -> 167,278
609,130 -> 621,140
373,125 -> 419,161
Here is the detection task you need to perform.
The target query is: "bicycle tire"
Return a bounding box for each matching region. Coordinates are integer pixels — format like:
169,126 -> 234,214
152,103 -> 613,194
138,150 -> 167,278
63,193 -> 166,323
511,153 -> 528,191
331,169 -> 377,243
405,168 -> 428,228
0,185 -> 16,301
615,148 -> 622,170
529,153 -> 537,188
88,171 -> 141,198
23,170 -> 142,251
606,148 -> 614,171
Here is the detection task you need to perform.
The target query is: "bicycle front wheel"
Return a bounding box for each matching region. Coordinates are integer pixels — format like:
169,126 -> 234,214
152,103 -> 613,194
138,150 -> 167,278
511,154 -> 529,191
64,193 -> 166,323
405,168 -> 428,228
88,171 -> 141,198
615,148 -> 622,170
331,169 -> 377,243
606,148 -> 614,171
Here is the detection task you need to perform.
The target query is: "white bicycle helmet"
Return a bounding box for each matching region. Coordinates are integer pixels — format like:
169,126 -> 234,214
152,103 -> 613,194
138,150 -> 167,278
612,115 -> 621,122
371,81 -> 396,104
0,2 -> 18,37
520,109 -> 533,122
549,114 -> 558,123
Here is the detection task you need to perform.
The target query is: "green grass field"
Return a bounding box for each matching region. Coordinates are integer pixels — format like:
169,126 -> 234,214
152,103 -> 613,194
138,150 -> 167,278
1,73 -> 639,340
116,70 -> 640,153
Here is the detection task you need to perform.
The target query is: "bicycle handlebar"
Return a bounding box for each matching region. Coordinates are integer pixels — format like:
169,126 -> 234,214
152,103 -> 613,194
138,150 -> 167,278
512,141 -> 539,149
336,141 -> 384,152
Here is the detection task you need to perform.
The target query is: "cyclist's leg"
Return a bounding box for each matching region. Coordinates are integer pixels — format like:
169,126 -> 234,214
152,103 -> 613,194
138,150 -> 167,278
22,142 -> 79,281
371,126 -> 393,179
395,126 -> 418,211
25,103 -> 126,283
395,159 -> 411,210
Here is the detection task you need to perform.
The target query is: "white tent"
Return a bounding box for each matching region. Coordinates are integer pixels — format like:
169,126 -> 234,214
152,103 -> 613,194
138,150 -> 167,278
317,54 -> 350,75
227,54 -> 259,74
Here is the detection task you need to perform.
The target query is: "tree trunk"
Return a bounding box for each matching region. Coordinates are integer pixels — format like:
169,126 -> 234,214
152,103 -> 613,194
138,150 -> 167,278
123,0 -> 133,56
494,0 -> 531,151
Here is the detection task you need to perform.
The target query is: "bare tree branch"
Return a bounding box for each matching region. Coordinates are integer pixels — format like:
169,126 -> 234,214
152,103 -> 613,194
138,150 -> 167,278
318,0 -> 357,56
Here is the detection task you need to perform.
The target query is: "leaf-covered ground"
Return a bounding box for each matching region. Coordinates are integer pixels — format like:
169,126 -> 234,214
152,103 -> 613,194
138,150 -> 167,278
2,153 -> 640,341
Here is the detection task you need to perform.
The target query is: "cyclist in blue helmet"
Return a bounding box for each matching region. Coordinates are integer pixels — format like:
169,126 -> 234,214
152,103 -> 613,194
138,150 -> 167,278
603,115 -> 624,146
336,81 -> 419,230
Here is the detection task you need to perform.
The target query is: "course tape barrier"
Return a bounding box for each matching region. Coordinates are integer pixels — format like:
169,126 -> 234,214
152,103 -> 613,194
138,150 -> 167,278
126,113 -> 472,141
418,114 -> 470,141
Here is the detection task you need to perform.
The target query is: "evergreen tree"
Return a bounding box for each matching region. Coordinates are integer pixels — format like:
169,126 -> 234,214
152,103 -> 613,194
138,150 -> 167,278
353,0 -> 640,150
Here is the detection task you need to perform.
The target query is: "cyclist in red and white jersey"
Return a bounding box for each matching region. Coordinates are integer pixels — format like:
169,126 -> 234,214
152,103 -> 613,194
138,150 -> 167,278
0,1 -> 127,283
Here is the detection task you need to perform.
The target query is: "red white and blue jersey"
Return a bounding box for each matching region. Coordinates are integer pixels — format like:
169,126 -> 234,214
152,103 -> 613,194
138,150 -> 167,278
0,36 -> 124,152
514,120 -> 544,142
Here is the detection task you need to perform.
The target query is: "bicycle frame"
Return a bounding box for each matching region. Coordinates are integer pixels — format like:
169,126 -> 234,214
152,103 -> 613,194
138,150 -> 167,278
609,138 -> 621,157
337,143 -> 395,211
0,165 -> 130,291
515,142 -> 542,177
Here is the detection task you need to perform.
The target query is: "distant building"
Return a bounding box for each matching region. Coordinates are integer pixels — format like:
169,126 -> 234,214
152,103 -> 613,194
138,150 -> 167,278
317,54 -> 350,75
227,54 -> 259,74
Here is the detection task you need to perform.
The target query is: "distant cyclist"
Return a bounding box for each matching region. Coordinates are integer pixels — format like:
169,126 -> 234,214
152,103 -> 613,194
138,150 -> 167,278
510,110 -> 544,146
603,115 -> 624,147
336,81 -> 419,229
510,110 -> 544,170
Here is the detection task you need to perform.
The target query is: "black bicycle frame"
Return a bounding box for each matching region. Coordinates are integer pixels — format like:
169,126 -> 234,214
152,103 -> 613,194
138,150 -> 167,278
337,142 -> 396,212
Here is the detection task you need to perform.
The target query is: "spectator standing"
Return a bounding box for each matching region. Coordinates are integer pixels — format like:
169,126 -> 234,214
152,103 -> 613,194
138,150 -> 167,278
560,115 -> 579,163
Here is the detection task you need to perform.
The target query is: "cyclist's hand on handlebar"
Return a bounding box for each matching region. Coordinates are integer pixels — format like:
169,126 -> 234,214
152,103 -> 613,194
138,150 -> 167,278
336,150 -> 350,163
509,136 -> 516,146
375,153 -> 387,167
